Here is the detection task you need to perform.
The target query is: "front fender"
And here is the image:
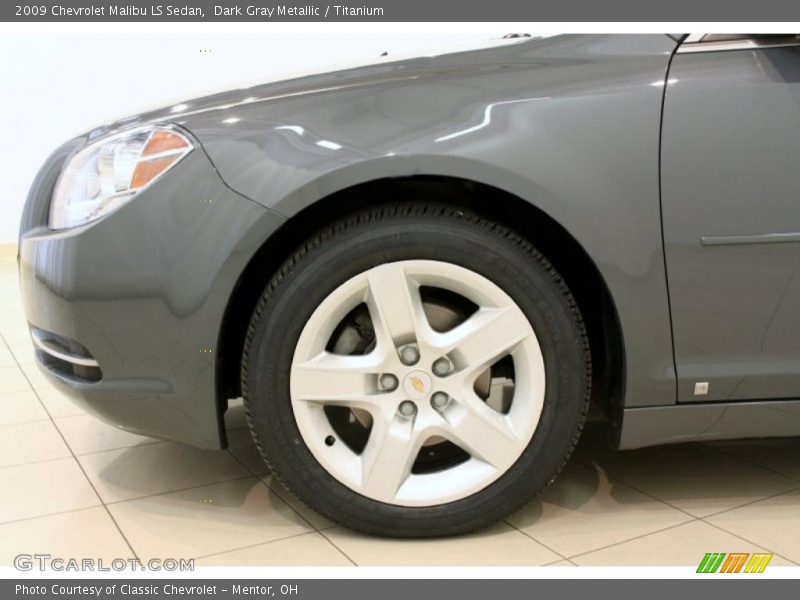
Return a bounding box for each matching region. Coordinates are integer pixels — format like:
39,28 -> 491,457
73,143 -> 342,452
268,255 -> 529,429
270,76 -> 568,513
182,34 -> 678,410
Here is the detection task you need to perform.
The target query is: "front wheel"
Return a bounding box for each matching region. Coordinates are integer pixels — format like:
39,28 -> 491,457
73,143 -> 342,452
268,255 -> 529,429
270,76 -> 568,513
242,204 -> 590,537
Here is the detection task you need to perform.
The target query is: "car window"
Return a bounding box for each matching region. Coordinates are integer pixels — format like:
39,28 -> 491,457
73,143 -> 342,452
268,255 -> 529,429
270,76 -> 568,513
680,34 -> 800,53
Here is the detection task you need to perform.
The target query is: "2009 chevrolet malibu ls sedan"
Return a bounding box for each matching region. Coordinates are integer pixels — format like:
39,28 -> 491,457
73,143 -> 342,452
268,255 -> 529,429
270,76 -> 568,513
19,33 -> 800,536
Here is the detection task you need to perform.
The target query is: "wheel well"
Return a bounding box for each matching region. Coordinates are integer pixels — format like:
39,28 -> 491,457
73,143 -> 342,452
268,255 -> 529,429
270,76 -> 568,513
216,176 -> 625,431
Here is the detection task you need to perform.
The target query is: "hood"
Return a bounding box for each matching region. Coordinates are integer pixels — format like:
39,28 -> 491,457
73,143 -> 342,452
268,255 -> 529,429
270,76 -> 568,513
85,36 -> 543,141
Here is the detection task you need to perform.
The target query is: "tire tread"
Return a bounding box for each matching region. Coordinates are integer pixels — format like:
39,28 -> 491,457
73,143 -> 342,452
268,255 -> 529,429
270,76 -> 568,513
240,203 -> 591,537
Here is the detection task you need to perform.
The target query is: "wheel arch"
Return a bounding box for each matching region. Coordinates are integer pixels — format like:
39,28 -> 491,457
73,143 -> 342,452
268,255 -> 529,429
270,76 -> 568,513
216,174 -> 626,437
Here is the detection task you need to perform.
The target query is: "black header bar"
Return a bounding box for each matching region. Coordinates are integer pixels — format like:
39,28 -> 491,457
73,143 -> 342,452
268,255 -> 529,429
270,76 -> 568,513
4,0 -> 800,22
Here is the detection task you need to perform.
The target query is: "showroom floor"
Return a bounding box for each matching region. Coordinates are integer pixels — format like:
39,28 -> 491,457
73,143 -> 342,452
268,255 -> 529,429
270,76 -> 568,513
2,248 -> 800,568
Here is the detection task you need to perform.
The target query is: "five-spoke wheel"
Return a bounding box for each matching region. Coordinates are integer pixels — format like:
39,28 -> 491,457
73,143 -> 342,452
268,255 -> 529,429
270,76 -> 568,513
242,204 -> 590,536
291,260 -> 545,506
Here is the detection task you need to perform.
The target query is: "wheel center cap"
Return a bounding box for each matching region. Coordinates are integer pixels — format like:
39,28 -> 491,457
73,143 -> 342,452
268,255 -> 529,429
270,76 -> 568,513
403,370 -> 432,399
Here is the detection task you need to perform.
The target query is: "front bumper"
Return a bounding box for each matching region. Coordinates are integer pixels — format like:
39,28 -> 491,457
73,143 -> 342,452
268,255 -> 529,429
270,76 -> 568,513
19,135 -> 283,448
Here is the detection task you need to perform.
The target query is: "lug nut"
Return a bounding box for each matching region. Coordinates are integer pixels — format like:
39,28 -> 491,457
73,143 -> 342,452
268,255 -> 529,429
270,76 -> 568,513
379,373 -> 398,391
430,392 -> 449,410
398,400 -> 417,417
432,357 -> 452,376
399,345 -> 420,366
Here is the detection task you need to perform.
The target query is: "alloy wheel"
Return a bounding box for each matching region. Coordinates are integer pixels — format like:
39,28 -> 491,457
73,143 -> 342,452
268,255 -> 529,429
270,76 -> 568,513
290,259 -> 546,506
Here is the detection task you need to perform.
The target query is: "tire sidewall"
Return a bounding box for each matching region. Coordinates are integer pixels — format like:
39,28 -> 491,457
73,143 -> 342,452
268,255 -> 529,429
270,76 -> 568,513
243,207 -> 589,536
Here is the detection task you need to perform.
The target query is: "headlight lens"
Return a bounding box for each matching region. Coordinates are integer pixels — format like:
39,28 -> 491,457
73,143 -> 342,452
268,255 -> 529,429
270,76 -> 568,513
49,125 -> 192,230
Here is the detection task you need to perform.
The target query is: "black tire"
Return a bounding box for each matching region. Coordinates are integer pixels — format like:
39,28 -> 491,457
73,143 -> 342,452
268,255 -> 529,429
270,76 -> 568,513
241,203 -> 591,537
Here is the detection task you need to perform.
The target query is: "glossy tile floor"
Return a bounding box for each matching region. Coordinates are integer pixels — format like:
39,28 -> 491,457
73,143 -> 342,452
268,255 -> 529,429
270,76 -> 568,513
2,247 -> 800,567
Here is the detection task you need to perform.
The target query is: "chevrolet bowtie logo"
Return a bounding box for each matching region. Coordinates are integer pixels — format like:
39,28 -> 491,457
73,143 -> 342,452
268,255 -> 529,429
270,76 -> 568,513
409,376 -> 425,393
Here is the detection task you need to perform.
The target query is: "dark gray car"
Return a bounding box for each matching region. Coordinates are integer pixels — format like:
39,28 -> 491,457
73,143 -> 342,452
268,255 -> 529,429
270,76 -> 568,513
19,34 -> 800,536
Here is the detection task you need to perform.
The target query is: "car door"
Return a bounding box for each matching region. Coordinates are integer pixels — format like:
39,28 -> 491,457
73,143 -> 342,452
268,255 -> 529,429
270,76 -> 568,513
661,34 -> 800,403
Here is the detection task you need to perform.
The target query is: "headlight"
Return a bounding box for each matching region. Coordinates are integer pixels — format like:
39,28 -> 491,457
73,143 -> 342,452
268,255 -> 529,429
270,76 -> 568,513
49,125 -> 193,230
